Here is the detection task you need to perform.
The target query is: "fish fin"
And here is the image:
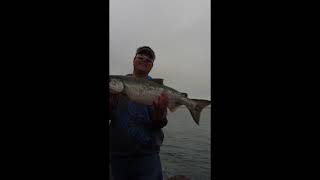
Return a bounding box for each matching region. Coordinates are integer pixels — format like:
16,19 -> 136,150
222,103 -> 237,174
186,99 -> 211,125
168,101 -> 183,112
151,78 -> 164,85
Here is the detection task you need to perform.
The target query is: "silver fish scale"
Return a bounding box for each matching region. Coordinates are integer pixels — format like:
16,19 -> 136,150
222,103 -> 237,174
114,76 -> 184,104
112,75 -> 179,93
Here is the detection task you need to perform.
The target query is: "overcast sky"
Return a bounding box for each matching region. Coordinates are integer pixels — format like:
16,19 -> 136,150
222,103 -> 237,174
110,0 -> 211,100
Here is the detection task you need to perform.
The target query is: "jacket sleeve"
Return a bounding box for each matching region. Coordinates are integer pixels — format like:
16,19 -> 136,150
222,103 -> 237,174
109,94 -> 119,121
152,117 -> 168,128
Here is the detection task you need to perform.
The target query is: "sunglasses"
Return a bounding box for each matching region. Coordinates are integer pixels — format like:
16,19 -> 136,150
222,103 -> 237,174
135,55 -> 154,64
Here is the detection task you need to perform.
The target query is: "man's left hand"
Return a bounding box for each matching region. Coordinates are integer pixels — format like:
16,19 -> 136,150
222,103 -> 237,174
152,92 -> 169,127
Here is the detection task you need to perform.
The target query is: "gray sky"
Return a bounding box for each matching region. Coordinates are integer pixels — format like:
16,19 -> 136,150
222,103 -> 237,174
110,0 -> 211,100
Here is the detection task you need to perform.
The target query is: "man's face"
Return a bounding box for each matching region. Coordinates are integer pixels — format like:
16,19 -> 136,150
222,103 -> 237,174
133,54 -> 154,74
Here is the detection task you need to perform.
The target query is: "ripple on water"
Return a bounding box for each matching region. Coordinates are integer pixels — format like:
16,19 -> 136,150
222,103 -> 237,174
160,109 -> 211,180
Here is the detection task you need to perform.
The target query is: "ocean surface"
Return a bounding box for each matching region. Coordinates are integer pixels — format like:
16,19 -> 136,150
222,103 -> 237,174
161,107 -> 211,180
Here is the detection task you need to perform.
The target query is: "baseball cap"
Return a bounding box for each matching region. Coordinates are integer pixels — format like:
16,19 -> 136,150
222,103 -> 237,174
136,46 -> 156,60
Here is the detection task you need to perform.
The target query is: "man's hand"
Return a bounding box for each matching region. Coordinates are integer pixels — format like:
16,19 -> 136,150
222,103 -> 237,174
152,92 -> 169,128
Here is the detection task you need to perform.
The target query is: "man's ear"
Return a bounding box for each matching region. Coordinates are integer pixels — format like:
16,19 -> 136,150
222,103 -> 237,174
133,57 -> 136,65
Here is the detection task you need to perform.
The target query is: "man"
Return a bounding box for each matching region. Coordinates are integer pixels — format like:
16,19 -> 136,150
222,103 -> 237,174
109,46 -> 169,180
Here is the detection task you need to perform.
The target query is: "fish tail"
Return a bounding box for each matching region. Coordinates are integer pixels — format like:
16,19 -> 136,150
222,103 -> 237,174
186,99 -> 211,125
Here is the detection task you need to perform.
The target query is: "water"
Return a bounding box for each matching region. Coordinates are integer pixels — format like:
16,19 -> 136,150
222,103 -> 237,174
161,107 -> 211,180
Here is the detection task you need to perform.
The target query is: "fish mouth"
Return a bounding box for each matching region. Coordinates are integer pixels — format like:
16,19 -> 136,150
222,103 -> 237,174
109,78 -> 124,93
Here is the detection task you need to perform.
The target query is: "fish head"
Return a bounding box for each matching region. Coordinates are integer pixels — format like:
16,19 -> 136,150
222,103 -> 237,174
109,78 -> 124,94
